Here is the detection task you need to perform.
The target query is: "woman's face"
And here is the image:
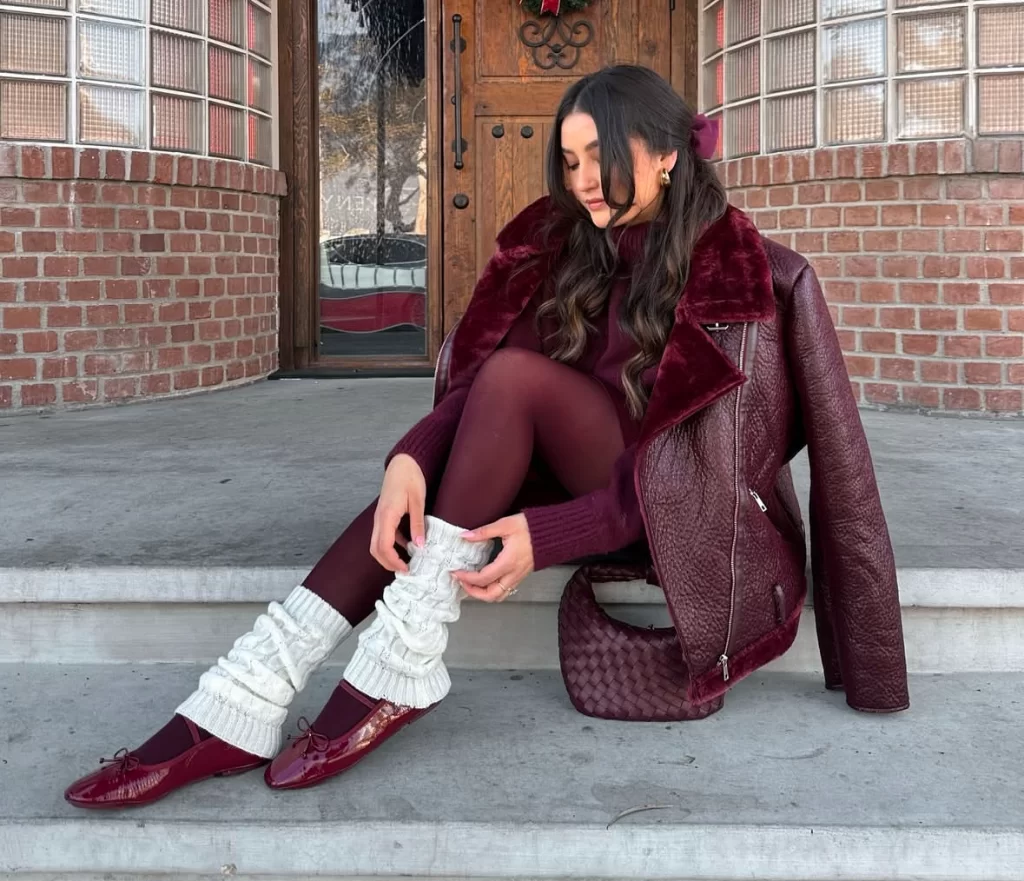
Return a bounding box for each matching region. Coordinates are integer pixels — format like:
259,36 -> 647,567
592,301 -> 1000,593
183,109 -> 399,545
560,111 -> 676,229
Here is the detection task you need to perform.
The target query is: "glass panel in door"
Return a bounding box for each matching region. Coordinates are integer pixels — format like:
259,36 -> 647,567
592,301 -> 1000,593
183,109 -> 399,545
317,0 -> 427,357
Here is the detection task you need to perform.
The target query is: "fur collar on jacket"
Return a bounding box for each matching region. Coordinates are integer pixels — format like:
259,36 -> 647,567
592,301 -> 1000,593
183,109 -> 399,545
447,196 -> 777,441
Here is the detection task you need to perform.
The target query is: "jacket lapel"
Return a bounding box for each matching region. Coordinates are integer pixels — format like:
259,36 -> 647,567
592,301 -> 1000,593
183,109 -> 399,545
446,242 -> 548,383
445,199 -> 776,435
640,205 -> 776,441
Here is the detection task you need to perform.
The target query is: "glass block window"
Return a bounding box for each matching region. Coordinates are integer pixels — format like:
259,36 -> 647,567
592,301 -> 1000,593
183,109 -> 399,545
825,81 -> 886,143
700,0 -> 1024,155
977,73 -> 1024,134
823,18 -> 886,83
766,90 -> 816,150
0,0 -> 275,164
0,77 -> 66,138
897,11 -> 965,74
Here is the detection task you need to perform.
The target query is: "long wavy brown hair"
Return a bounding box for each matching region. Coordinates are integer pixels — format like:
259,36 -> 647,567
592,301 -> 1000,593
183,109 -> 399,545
537,65 -> 728,419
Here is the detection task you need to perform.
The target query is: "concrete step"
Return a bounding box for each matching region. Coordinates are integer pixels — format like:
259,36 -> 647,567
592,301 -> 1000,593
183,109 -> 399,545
2,564 -> 1024,673
2,379 -> 1022,671
1,664 -> 1021,880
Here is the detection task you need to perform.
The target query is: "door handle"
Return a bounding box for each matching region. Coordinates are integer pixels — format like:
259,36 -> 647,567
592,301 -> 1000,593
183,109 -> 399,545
450,14 -> 468,170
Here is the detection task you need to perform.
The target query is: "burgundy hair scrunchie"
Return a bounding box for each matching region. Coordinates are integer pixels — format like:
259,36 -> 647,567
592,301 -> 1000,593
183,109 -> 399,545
690,114 -> 719,160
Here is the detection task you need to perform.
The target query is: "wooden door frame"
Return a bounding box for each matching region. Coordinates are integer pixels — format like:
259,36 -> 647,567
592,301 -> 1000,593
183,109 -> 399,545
276,0 -> 699,374
671,0 -> 700,110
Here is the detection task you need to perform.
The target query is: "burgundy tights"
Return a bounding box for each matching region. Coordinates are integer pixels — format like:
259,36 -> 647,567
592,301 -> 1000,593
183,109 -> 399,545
305,347 -> 627,620
138,349 -> 625,760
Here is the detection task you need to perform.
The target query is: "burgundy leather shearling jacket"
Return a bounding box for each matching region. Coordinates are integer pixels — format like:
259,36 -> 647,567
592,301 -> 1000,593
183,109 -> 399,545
434,197 -> 910,714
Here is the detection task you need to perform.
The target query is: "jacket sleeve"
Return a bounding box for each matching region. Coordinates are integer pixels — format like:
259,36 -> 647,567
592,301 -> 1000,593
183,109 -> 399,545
785,264 -> 909,713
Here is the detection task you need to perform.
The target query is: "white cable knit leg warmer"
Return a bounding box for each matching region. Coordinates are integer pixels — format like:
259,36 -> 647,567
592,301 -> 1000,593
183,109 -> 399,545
343,515 -> 493,709
176,586 -> 352,758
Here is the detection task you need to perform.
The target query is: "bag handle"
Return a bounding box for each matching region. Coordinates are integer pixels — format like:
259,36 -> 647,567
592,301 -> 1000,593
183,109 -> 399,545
574,561 -> 657,587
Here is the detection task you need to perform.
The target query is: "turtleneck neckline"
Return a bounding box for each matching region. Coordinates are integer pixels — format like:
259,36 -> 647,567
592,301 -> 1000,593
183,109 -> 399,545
611,221 -> 651,265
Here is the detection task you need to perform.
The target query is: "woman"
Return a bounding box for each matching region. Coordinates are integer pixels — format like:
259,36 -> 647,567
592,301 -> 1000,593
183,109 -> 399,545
64,65 -> 908,809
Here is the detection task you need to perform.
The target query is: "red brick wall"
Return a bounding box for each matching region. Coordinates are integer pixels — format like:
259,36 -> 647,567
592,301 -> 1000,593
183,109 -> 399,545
0,145 -> 285,411
719,138 -> 1024,416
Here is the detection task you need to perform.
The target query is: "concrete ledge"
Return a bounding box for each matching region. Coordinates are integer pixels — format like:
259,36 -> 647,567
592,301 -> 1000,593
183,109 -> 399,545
3,567 -> 1024,671
1,667 -> 1021,880
2,564 -> 1023,607
2,821 -> 1021,881
4,600 -> 1022,672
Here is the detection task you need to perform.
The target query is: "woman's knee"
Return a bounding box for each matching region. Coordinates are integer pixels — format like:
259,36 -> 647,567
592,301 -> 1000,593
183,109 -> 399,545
470,346 -> 553,394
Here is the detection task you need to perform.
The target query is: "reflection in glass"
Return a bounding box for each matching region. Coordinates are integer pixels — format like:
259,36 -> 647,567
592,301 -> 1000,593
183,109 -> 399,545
152,0 -> 204,34
152,30 -> 203,93
209,101 -> 245,158
79,0 -> 144,22
702,56 -> 724,110
702,1 -> 723,59
0,78 -> 66,140
766,91 -> 815,152
318,0 -> 427,358
152,92 -> 204,152
764,0 -> 814,34
0,12 -> 67,76
896,11 -> 964,74
726,99 -> 759,157
78,18 -> 144,84
977,6 -> 1024,69
978,74 -> 1024,135
726,42 -> 759,102
823,18 -> 886,83
825,82 -> 885,143
898,76 -> 964,138
766,29 -> 814,93
78,83 -> 143,145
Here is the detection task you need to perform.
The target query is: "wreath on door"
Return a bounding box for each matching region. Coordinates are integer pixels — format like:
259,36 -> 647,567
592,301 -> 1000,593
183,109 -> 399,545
520,0 -> 594,15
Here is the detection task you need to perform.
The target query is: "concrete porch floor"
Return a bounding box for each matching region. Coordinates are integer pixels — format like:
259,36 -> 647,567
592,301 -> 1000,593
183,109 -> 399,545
0,377 -> 1022,571
2,666 -> 1022,880
2,381 -> 1024,880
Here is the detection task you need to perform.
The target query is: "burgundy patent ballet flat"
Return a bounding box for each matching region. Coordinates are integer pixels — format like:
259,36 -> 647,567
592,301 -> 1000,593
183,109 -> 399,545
264,682 -> 436,791
64,718 -> 267,809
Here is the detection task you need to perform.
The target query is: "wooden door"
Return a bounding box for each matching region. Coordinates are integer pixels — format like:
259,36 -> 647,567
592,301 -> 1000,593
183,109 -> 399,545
440,0 -> 673,332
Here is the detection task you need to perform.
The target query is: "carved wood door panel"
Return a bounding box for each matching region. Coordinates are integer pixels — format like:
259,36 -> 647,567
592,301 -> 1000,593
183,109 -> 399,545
440,0 -> 672,333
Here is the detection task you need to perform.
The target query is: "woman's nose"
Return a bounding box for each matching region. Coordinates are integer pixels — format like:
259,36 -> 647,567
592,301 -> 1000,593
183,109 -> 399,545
578,162 -> 600,193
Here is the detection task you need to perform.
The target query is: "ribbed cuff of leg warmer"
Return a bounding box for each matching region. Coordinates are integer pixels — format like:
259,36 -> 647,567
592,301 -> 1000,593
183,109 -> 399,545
177,586 -> 352,759
176,677 -> 286,759
282,584 -> 353,651
343,650 -> 452,709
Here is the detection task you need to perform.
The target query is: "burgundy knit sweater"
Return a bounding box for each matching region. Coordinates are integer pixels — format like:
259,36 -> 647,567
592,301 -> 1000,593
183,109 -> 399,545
389,223 -> 654,571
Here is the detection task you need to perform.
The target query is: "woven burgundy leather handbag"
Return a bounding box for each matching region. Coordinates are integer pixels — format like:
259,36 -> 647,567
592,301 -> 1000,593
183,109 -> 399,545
557,562 -> 725,722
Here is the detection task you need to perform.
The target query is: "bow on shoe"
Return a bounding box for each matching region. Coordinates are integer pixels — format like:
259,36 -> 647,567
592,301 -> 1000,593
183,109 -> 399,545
290,717 -> 330,755
98,747 -> 140,773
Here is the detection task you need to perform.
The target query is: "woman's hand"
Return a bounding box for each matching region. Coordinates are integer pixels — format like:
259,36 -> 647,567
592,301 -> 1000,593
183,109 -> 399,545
453,514 -> 535,603
371,454 -> 427,573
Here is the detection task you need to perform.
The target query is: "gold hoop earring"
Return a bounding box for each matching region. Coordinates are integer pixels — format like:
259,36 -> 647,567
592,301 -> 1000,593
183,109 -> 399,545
660,168 -> 671,187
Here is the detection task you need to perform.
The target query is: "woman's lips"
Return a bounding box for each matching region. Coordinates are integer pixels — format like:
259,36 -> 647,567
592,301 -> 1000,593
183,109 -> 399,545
585,199 -> 606,209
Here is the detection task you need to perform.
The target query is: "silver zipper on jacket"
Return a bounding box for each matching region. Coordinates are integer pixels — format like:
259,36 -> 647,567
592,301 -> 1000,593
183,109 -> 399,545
720,323 -> 751,683
750,489 -> 767,512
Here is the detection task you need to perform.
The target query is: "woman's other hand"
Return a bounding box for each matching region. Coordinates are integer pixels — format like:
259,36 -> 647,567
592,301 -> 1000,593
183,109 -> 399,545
371,454 -> 427,573
453,514 -> 535,602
